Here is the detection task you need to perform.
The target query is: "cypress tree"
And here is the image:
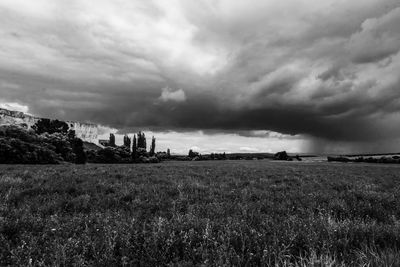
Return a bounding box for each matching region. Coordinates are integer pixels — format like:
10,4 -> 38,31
150,136 -> 156,156
137,131 -> 143,149
123,134 -> 131,150
135,131 -> 147,156
132,134 -> 137,159
143,133 -> 146,151
109,133 -> 116,147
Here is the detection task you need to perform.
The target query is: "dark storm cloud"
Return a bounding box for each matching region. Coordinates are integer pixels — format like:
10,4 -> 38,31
1,0 -> 400,148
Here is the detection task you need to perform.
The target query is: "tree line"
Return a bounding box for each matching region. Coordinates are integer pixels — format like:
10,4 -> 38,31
100,131 -> 158,161
0,118 -> 86,164
0,118 -> 167,164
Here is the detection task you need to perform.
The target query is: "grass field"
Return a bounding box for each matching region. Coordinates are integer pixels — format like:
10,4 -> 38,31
1,161 -> 400,266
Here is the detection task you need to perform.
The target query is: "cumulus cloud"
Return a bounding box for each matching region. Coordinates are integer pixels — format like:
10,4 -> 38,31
0,0 -> 400,153
348,7 -> 400,63
159,87 -> 186,102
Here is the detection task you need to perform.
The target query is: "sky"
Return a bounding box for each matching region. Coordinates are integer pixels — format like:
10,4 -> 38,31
1,0 -> 400,154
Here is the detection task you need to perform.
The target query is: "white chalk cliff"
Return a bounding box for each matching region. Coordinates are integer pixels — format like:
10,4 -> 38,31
0,108 -> 98,143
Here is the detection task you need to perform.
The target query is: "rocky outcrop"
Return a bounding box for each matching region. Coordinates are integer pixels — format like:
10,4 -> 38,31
67,121 -> 98,144
0,108 -> 98,143
0,108 -> 38,128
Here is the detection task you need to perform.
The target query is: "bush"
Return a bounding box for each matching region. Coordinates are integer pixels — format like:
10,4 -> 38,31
32,118 -> 69,135
44,133 -> 75,162
188,149 -> 199,158
72,138 -> 87,164
0,125 -> 86,164
274,151 -> 289,160
0,137 -> 61,164
327,156 -> 351,162
86,146 -> 162,164
87,147 -> 131,164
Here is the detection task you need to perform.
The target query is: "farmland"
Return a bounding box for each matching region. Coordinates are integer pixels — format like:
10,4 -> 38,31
1,161 -> 400,266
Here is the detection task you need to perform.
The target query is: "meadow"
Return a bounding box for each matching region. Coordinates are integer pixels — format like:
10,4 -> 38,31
1,160 -> 400,266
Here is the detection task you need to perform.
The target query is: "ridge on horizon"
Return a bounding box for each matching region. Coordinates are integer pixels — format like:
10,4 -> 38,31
0,107 -> 99,143
0,107 -> 97,127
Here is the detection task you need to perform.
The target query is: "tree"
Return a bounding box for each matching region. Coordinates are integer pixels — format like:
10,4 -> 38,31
72,138 -> 87,164
32,118 -> 69,135
149,136 -> 156,156
123,134 -> 131,150
67,129 -> 76,140
137,131 -> 142,149
137,131 -> 147,150
188,149 -> 199,158
143,133 -> 146,151
109,133 -> 116,147
132,134 -> 137,159
274,151 -> 289,161
0,126 -> 61,164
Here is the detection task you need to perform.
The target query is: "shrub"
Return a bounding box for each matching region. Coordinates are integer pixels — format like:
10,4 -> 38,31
274,151 -> 289,161
188,149 -> 199,158
32,118 -> 69,135
0,125 -> 86,164
0,137 -> 61,164
72,138 -> 87,164
87,147 -> 131,163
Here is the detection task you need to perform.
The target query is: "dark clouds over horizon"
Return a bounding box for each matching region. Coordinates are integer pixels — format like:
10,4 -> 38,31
1,0 -> 400,153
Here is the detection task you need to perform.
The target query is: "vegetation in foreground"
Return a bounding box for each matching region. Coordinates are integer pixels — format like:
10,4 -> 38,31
1,161 -> 400,266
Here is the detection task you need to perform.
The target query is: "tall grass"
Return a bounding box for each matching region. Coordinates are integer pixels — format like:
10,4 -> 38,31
1,161 -> 400,266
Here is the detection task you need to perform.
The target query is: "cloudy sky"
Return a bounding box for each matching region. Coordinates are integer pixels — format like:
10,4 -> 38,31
1,0 -> 400,154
